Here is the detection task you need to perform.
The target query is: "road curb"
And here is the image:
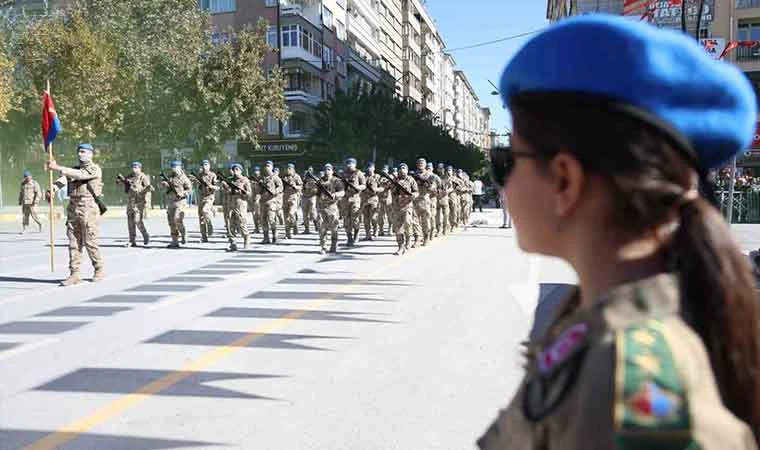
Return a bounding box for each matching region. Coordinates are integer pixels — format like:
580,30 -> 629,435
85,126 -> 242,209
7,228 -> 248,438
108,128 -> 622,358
0,207 -> 206,223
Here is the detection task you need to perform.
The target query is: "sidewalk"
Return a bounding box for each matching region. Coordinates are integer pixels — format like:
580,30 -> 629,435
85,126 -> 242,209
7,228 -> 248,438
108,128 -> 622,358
0,205 -> 205,223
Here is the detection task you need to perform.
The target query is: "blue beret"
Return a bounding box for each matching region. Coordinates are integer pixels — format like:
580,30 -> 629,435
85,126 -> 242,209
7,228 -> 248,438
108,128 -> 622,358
287,162 -> 295,169
437,163 -> 445,169
324,163 -> 333,170
273,167 -> 280,173
500,15 -> 757,170
23,170 -> 31,177
399,163 -> 408,169
416,158 -> 426,164
265,160 -> 273,167
346,158 -> 357,165
77,143 -> 94,152
170,160 -> 182,168
426,162 -> 433,169
230,163 -> 243,171
253,166 -> 261,171
447,165 -> 453,170
201,159 -> 210,165
131,161 -> 142,168
366,162 -> 375,168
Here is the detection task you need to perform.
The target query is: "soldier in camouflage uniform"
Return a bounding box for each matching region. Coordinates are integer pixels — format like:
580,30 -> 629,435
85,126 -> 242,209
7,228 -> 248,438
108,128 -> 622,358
392,163 -> 418,255
341,158 -> 366,246
221,163 -> 251,251
47,144 -> 105,286
273,167 -> 285,226
435,163 -> 453,236
378,165 -> 393,236
457,170 -> 472,228
281,162 -> 303,239
161,160 -> 192,248
361,162 -> 383,241
18,169 -> 42,234
259,160 -> 284,244
448,166 -> 462,231
301,166 -> 320,234
190,159 -> 218,243
316,163 -> 345,254
249,166 -> 262,234
119,161 -> 152,247
427,162 -> 442,240
411,158 -> 437,247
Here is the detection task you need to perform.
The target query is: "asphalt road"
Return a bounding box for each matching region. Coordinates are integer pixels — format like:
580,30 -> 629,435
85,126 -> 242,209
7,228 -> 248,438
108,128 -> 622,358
0,207 -> 572,450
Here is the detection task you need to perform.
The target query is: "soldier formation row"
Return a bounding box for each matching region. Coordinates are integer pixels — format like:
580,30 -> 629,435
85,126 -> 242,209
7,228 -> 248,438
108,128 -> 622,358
122,157 -> 477,255
23,147 -> 477,286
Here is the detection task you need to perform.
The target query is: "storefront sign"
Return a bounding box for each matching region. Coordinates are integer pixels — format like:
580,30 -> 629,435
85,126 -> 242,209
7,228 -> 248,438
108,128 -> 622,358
647,0 -> 714,28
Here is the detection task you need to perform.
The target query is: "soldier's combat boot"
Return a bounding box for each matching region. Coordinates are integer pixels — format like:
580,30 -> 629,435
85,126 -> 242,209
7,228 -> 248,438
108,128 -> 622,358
181,233 -> 187,245
329,239 -> 338,254
411,235 -> 418,249
285,226 -> 292,239
92,269 -> 105,282
38,223 -> 43,233
243,235 -> 249,249
129,242 -> 139,248
61,273 -> 81,286
227,242 -> 238,252
144,233 -> 150,246
271,230 -> 277,244
405,235 -> 412,252
167,242 -> 180,249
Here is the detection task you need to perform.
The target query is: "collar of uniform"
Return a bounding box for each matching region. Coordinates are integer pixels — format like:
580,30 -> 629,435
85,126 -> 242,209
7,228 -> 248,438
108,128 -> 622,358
599,272 -> 680,330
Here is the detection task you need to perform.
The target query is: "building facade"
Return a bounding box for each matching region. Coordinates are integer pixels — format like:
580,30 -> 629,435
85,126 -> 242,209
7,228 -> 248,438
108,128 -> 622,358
453,70 -> 481,147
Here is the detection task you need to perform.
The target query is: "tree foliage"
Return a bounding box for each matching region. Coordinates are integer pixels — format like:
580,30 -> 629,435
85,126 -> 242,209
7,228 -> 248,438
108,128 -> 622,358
0,41 -> 13,122
310,86 -> 487,176
1,0 -> 287,163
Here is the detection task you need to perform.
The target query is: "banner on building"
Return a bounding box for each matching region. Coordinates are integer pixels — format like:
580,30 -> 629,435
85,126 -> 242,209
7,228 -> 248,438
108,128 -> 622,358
701,38 -> 726,60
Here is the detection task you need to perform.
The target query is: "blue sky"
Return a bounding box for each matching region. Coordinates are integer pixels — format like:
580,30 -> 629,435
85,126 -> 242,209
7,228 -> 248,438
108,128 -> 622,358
425,0 -> 548,138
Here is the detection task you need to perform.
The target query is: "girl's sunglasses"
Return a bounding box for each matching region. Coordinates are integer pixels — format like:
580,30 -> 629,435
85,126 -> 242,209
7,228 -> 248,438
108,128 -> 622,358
489,147 -> 543,187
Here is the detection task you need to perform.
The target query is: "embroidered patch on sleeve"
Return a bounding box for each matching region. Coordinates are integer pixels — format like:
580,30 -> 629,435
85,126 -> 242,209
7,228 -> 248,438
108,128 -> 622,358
614,321 -> 698,450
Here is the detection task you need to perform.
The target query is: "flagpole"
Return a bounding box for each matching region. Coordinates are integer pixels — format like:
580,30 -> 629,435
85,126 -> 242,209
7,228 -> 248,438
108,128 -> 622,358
47,79 -> 54,273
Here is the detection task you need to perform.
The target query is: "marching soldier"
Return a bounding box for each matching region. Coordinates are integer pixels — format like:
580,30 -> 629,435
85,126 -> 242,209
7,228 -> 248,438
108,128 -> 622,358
435,163 -> 453,236
316,163 -> 345,254
18,169 -> 42,234
390,166 -> 400,234
259,160 -> 284,244
273,166 -> 285,226
427,162 -> 442,240
281,162 -> 303,239
47,143 -> 104,286
341,158 -> 366,246
190,159 -> 218,243
249,166 -> 262,234
221,163 -> 251,251
448,166 -> 462,231
457,170 -> 472,228
161,160 -> 192,248
391,163 -> 417,255
378,165 -> 393,236
118,161 -> 151,247
361,162 -> 383,241
412,158 -> 437,247
301,166 -> 319,234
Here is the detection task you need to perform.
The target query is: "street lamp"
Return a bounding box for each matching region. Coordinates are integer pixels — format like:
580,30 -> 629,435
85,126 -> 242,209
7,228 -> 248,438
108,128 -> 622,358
488,79 -> 499,96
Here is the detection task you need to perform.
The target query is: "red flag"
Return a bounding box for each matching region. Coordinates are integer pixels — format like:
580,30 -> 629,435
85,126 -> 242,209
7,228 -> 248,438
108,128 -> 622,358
719,41 -> 740,60
41,91 -> 62,151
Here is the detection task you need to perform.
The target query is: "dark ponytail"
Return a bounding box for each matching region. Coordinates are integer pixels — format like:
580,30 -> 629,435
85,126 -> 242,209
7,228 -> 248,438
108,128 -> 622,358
512,97 -> 760,439
672,197 -> 760,437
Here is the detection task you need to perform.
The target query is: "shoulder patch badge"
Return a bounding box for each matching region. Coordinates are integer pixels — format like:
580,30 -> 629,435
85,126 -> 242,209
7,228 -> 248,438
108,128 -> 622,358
538,322 -> 588,374
614,320 -> 698,450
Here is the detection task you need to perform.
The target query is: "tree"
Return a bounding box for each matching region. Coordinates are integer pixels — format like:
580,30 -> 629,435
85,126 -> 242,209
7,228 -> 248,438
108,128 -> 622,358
0,41 -> 12,122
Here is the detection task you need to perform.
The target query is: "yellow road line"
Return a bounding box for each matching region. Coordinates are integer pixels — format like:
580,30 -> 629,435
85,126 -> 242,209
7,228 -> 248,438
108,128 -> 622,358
23,235 -> 442,450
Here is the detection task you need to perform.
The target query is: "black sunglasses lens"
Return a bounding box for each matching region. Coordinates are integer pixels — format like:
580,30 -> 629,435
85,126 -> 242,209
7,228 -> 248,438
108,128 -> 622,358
489,150 -> 514,186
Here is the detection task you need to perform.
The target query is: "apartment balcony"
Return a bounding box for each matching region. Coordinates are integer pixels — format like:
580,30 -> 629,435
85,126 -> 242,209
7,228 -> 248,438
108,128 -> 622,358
423,74 -> 436,93
285,90 -> 322,107
282,46 -> 323,70
738,0 -> 760,8
280,2 -> 321,28
736,46 -> 760,72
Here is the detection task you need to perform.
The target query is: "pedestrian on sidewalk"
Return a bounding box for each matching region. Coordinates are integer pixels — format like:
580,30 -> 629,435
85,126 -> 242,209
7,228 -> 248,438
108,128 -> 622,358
472,178 -> 484,212
479,15 -> 760,450
18,169 -> 42,234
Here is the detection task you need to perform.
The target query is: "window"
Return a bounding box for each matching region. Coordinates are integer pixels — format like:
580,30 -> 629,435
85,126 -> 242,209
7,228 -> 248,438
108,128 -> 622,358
202,0 -> 235,13
336,20 -> 346,40
282,25 -> 298,47
267,114 -> 279,135
285,113 -> 309,136
323,6 -> 333,29
323,45 -> 333,68
267,25 -> 278,48
265,0 -> 277,6
300,28 -> 312,52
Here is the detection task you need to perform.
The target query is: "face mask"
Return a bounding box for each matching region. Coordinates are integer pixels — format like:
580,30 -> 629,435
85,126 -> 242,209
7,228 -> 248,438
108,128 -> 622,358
202,164 -> 210,172
400,169 -> 408,177
325,169 -> 333,177
132,168 -> 140,175
172,167 -> 182,175
264,167 -> 272,176
79,152 -> 92,163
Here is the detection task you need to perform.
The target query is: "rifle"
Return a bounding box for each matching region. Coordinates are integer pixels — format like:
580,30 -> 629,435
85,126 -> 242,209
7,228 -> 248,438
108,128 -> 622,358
281,175 -> 297,191
116,173 -> 129,193
191,171 -> 213,191
410,172 -> 431,187
215,171 -> 244,195
335,173 -> 360,194
250,175 -> 274,196
379,171 -> 413,196
306,171 -> 334,198
159,171 -> 178,196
